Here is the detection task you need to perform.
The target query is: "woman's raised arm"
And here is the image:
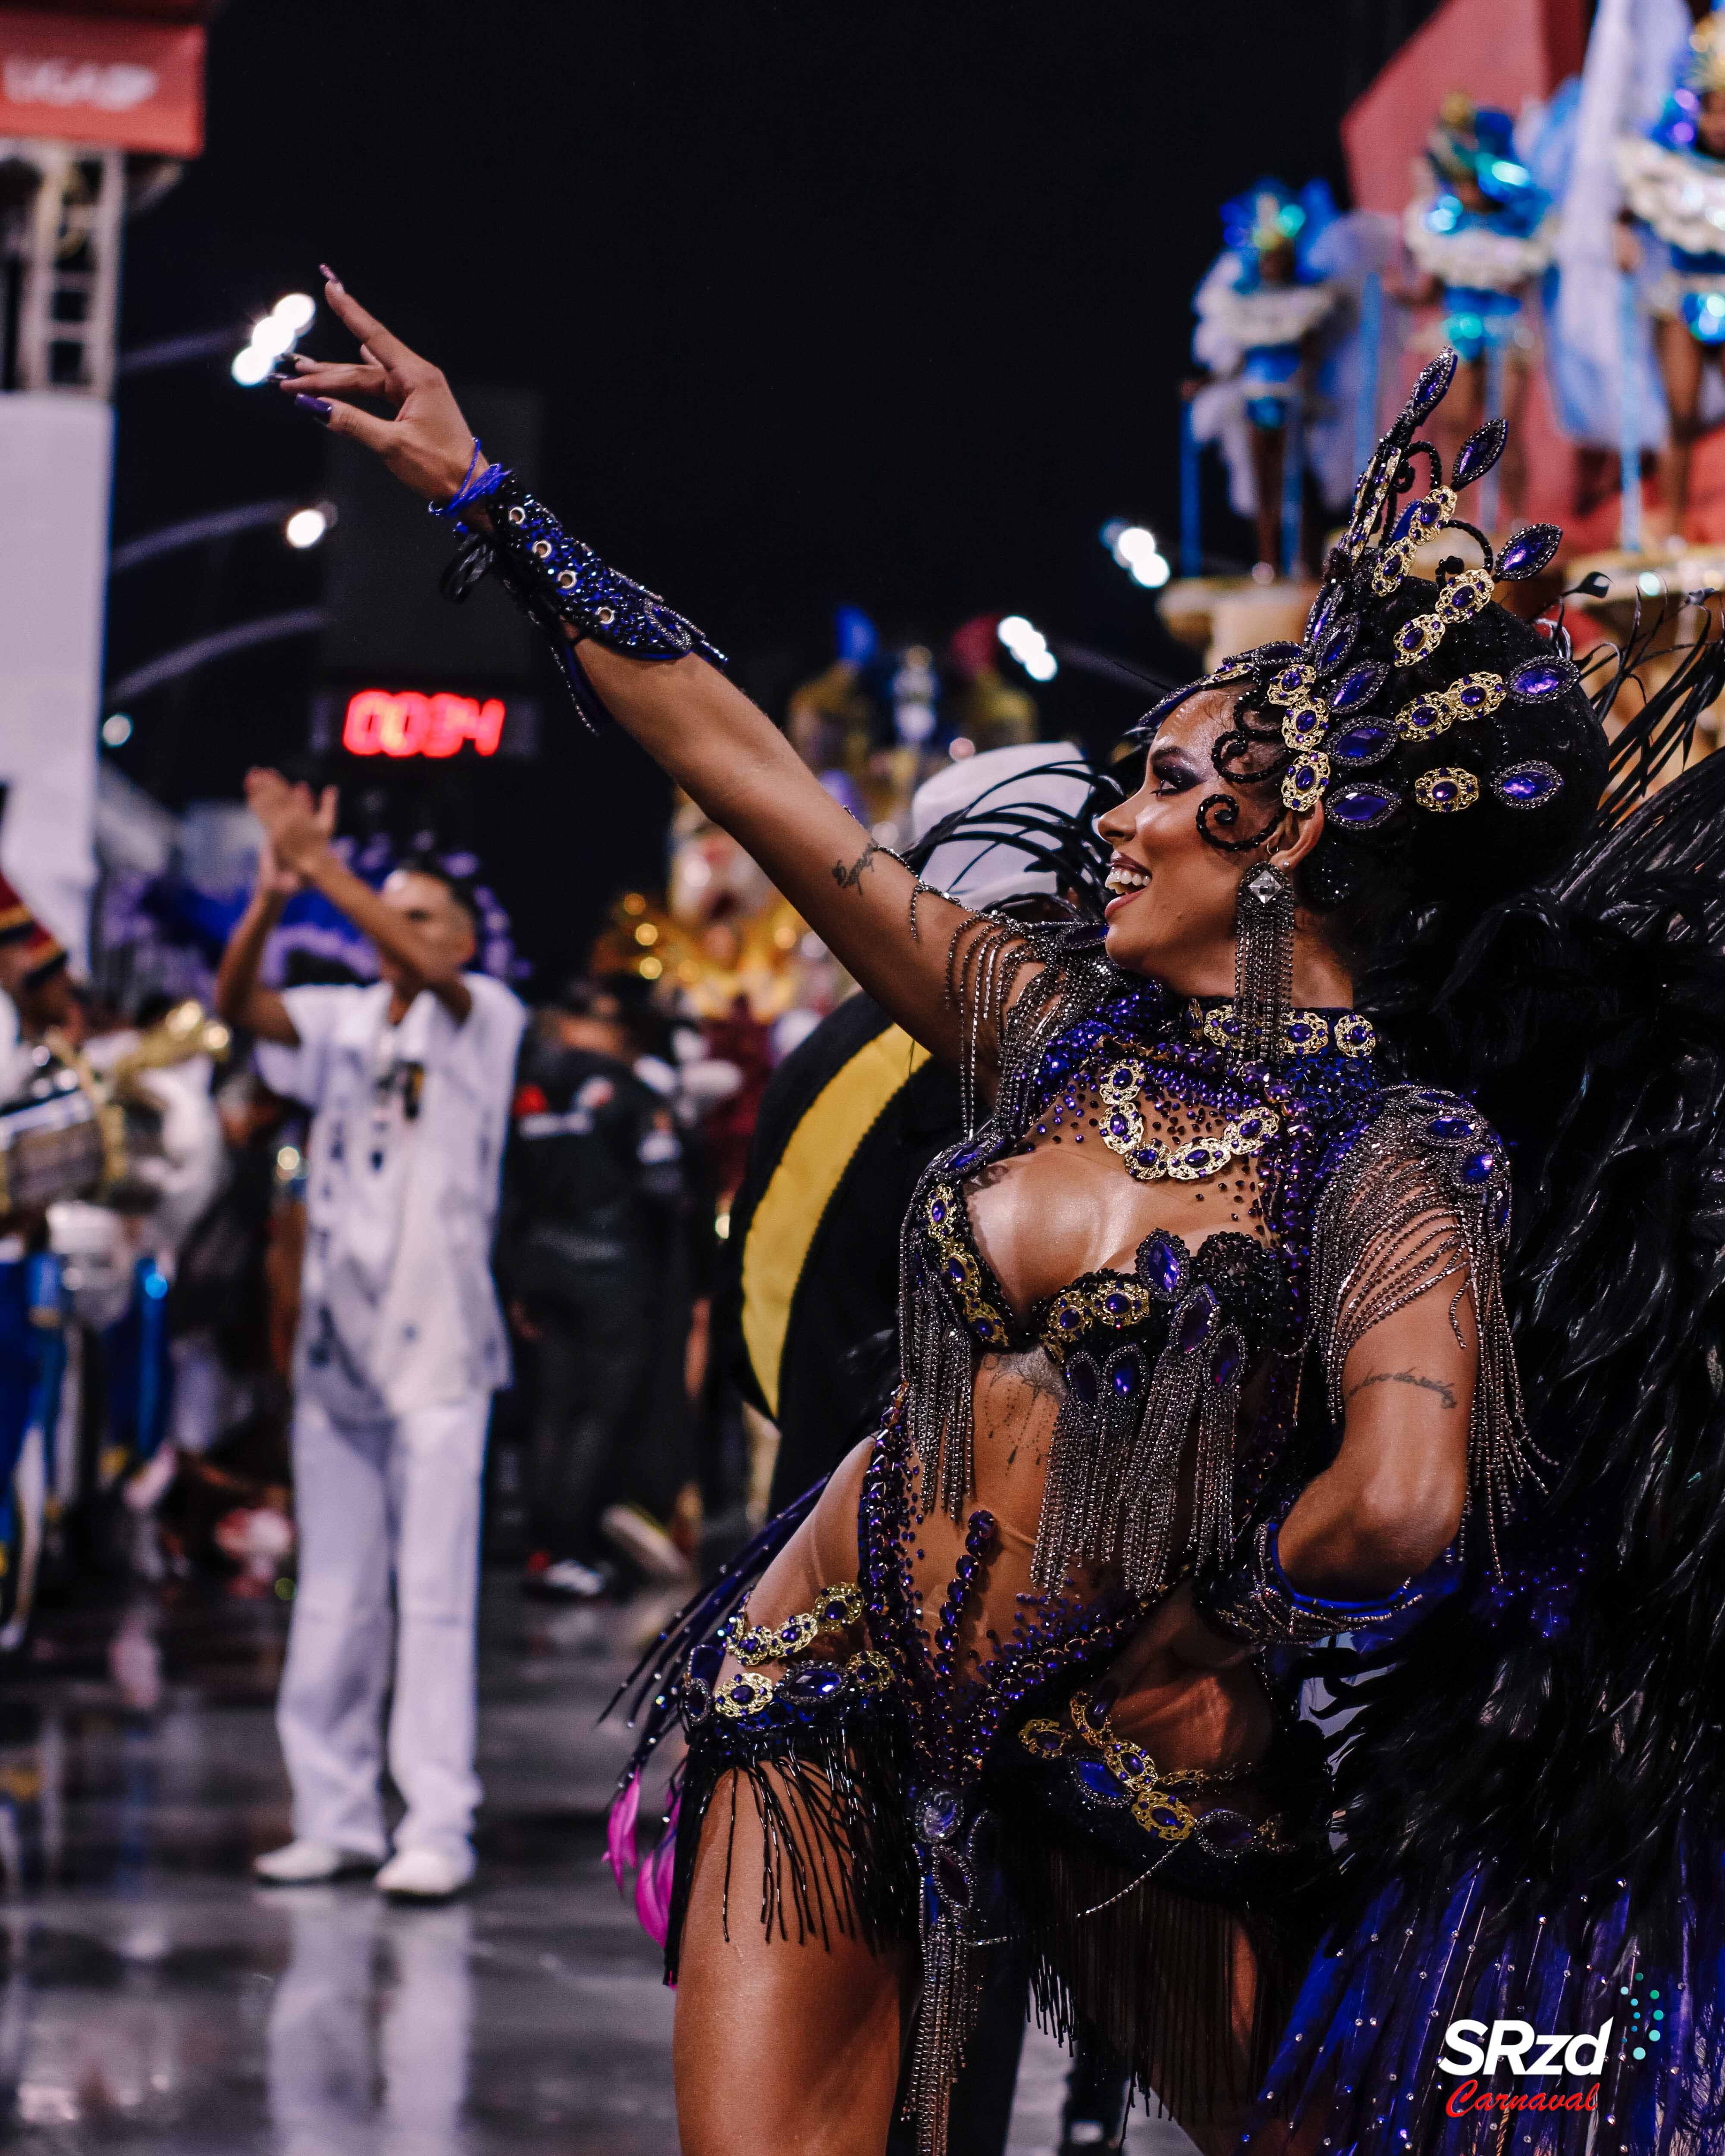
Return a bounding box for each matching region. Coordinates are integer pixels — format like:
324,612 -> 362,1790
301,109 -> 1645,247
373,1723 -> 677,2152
282,274 -> 1022,1069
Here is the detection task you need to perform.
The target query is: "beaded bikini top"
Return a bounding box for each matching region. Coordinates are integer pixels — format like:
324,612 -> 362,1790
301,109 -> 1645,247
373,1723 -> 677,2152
896,946 -> 1526,1604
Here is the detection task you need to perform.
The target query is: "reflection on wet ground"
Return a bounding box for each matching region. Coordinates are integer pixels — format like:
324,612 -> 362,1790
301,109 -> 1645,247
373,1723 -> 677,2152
0,1581 -> 1188,2154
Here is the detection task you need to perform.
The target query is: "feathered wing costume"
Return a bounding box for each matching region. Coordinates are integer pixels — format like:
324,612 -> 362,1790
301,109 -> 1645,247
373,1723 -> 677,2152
1246,598 -> 1725,2151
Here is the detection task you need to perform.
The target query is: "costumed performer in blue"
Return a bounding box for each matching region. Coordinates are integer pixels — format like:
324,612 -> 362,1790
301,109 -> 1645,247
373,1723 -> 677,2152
1189,181 -> 1344,577
1401,96 -> 1556,531
281,270 -> 1725,2156
1617,3 -> 1725,542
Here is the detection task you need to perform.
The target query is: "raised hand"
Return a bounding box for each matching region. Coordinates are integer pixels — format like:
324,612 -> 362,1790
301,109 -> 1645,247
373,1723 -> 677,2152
245,770 -> 338,880
280,270 -> 482,505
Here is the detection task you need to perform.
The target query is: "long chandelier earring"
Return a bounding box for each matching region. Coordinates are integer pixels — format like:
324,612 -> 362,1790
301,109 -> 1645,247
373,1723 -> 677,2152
1232,858 -> 1295,1068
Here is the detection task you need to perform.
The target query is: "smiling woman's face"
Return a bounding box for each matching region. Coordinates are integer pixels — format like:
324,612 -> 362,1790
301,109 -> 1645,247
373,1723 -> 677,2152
1095,690 -> 1279,994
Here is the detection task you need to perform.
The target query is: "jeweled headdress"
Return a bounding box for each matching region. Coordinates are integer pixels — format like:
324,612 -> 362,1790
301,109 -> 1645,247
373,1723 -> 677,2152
1136,348 -> 1724,931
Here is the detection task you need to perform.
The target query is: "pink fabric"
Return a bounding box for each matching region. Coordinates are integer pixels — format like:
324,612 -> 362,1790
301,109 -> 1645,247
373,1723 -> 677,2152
605,1771 -> 641,1894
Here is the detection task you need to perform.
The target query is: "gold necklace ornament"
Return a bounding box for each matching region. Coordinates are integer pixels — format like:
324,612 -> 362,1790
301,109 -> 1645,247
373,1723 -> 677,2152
1095,1054 -> 1279,1184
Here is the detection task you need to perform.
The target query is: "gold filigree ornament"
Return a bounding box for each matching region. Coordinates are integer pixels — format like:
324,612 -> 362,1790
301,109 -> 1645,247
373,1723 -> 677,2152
1392,669 -> 1507,742
1019,1691 -> 1206,1841
1368,485 -> 1458,597
1095,1055 -> 1278,1184
1391,565 -> 1495,667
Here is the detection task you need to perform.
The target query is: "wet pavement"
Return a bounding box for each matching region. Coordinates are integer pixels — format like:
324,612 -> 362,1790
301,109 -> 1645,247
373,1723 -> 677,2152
0,1579 -> 1188,2154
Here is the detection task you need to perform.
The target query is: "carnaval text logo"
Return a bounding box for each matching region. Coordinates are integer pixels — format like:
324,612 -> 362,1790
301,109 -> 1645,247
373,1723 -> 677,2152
1439,2021 -> 1610,2119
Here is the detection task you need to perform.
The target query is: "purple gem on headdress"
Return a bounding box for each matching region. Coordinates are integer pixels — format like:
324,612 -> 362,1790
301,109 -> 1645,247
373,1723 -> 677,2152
1306,586 -> 1339,646
1174,1286 -> 1220,1354
1452,418 -> 1509,490
929,1198 -> 947,1225
1509,655 -> 1577,701
1404,348 -> 1460,425
1496,524 -> 1562,582
1069,1355 -> 1100,1406
1461,1150 -> 1497,1184
1318,616 -> 1359,674
1328,661 -> 1386,715
1327,783 -> 1401,829
1138,1232 -> 1185,1298
1331,721 -> 1394,768
1494,760 -> 1564,808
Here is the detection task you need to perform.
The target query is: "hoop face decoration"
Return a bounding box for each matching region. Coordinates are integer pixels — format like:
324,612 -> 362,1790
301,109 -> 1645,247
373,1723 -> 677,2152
1158,340 -> 1594,847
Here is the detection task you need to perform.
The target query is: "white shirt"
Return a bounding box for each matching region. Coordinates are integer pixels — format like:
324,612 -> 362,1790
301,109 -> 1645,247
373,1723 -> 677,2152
256,974 -> 525,1420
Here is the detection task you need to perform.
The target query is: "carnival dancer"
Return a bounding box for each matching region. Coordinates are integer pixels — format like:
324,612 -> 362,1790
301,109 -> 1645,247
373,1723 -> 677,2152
281,277 -> 1725,2156
1401,97 -> 1556,532
217,787 -> 524,1900
1189,181 -> 1343,576
1617,5 -> 1725,541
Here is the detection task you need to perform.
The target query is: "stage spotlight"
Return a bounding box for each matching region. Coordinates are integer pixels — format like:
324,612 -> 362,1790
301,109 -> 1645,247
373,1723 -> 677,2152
102,713 -> 133,747
231,344 -> 272,386
273,292 -> 316,334
284,505 -> 332,550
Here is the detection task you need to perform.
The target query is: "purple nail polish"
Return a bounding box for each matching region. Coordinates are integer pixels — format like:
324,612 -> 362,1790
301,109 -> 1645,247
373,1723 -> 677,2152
295,394 -> 332,425
319,262 -> 342,288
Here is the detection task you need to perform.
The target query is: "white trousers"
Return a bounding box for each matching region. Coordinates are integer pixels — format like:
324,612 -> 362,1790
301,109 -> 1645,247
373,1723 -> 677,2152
277,1395 -> 489,1862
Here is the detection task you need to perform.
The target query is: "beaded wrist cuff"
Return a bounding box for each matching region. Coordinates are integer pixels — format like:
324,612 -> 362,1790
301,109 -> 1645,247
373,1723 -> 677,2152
439,471 -> 725,722
1193,1518 -> 1423,1648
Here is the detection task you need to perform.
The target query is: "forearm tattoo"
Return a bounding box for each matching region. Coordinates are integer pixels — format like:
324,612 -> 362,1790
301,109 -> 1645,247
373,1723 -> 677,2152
1345,1367 -> 1458,1410
832,839 -> 882,892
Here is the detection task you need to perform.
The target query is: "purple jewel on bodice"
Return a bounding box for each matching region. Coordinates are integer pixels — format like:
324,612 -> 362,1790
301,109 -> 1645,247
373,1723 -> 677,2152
1285,1021 -> 1312,1044
1102,1291 -> 1132,1318
1457,682 -> 1490,709
1073,1758 -> 1127,1803
1108,1114 -> 1129,1137
1398,624 -> 1424,652
1213,1332 -> 1243,1388
1069,1357 -> 1100,1407
1138,1232 -> 1185,1298
1462,1150 -> 1497,1184
929,1198 -> 947,1225
919,1788 -> 963,1842
1306,586 -> 1338,646
1496,524 -> 1562,581
1428,1112 -> 1474,1140
946,1257 -> 966,1283
784,1662 -> 846,1707
1110,1356 -> 1141,1400
1174,1286 -> 1219,1354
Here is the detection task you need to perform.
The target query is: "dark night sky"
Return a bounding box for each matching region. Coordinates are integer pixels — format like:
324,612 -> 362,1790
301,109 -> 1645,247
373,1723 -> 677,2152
104,0 -> 1357,988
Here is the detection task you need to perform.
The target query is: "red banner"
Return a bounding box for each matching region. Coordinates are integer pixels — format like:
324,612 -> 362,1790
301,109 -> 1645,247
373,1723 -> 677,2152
0,7 -> 203,155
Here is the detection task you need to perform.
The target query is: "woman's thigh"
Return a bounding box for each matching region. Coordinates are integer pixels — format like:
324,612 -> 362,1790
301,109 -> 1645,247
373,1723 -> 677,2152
673,1767 -> 913,2156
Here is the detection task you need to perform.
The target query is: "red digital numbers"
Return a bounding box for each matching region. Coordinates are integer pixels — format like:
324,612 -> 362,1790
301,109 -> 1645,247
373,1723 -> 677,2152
342,689 -> 506,758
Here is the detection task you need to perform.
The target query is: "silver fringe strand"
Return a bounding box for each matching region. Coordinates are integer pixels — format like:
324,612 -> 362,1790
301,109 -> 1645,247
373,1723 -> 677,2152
1308,1086 -> 1541,1572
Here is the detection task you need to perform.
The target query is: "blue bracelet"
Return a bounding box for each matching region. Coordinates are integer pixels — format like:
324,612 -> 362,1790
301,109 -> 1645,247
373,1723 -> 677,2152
429,442 -> 508,520
1193,1517 -> 1423,1648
